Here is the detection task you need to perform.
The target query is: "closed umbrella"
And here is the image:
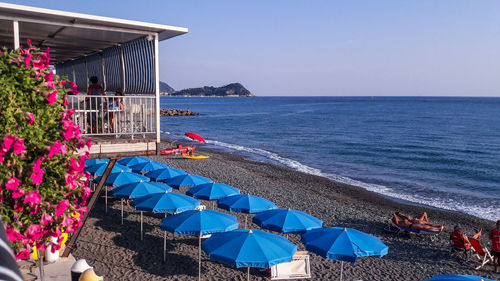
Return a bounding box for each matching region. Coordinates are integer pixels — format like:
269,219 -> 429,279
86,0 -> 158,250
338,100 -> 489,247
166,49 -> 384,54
93,172 -> 150,213
118,156 -> 151,167
110,181 -> 172,224
130,161 -> 170,173
202,229 -> 297,281
166,174 -> 213,190
132,192 -> 200,240
161,209 -> 238,279
302,227 -> 388,281
426,275 -> 495,281
146,168 -> 188,182
185,132 -> 206,143
253,208 -> 323,235
187,183 -> 240,208
218,194 -> 277,228
85,162 -> 131,176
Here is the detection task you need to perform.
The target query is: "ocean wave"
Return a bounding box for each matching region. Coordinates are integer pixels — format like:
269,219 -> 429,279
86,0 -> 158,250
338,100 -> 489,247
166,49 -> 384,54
206,139 -> 498,221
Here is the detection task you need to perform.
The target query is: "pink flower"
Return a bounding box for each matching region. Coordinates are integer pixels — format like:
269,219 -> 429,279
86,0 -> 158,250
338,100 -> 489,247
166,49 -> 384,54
69,81 -> 79,95
40,213 -> 53,225
6,177 -> 20,190
47,140 -> 62,158
55,200 -> 69,217
86,138 -> 92,149
15,250 -> 30,260
23,53 -> 32,69
27,39 -> 31,45
2,135 -> 16,152
63,97 -> 68,106
24,190 -> 42,207
6,227 -> 23,242
26,112 -> 35,125
81,187 -> 92,203
13,138 -> 26,155
12,188 -> 25,199
47,91 -> 58,106
31,157 -> 45,185
45,72 -> 54,82
25,224 -> 42,240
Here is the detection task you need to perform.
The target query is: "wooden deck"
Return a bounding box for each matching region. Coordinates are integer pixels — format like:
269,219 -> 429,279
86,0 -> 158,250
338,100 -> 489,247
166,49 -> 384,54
79,134 -> 158,158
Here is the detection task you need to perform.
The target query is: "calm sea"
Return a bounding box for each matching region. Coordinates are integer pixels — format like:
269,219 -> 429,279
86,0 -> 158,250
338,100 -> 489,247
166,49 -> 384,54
160,96 -> 500,221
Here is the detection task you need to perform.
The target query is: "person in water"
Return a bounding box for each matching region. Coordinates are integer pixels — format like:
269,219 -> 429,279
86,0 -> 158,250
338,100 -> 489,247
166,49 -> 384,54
490,220 -> 500,273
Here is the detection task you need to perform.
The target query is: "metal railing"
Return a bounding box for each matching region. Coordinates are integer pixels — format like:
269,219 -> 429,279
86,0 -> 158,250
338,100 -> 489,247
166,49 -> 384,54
67,95 -> 156,139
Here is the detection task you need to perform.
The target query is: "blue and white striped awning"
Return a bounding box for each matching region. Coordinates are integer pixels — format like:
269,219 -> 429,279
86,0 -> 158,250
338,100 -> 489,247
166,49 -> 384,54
55,36 -> 155,94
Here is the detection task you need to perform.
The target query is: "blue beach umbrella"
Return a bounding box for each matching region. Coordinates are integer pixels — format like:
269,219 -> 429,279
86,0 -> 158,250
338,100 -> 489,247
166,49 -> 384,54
186,183 -> 240,207
93,171 -> 150,213
302,227 -> 388,281
85,162 -> 131,176
85,158 -> 109,166
165,174 -> 213,189
426,275 -> 495,281
130,161 -> 170,173
110,181 -> 172,224
202,229 -> 297,281
146,168 -> 188,182
118,156 -> 151,167
218,194 -> 278,228
252,208 -> 323,234
132,192 -> 200,240
160,209 -> 239,276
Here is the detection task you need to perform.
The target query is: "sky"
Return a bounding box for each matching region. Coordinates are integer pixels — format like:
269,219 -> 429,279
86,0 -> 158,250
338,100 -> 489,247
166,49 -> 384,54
5,0 -> 500,96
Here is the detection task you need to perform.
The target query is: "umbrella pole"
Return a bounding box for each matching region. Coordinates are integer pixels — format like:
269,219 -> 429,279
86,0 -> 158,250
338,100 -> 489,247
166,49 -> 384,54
245,215 -> 248,229
247,267 -> 250,281
163,231 -> 167,262
340,261 -> 343,281
140,211 -> 143,241
105,187 -> 108,213
198,231 -> 202,281
121,199 -> 124,225
38,250 -> 44,281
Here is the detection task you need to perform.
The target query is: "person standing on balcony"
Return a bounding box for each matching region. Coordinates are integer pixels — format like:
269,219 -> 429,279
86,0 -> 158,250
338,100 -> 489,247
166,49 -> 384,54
108,91 -> 125,133
86,76 -> 105,134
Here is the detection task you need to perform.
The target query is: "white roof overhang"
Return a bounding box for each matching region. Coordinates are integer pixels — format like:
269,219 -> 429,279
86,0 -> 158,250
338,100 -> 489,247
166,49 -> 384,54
0,2 -> 188,64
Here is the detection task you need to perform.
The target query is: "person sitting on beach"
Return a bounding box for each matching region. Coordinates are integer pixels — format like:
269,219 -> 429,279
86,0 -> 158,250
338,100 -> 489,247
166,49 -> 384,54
450,225 -> 471,250
490,220 -> 500,273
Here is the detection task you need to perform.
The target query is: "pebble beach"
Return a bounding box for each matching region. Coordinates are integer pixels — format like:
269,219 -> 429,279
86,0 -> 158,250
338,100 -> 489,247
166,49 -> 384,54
73,143 -> 499,281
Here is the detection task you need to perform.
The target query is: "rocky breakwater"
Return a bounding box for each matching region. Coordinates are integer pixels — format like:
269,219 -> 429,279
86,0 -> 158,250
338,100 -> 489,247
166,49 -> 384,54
160,108 -> 200,117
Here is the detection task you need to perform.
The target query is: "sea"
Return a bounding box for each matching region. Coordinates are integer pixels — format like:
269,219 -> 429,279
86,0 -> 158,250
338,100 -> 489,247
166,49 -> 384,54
160,96 -> 500,221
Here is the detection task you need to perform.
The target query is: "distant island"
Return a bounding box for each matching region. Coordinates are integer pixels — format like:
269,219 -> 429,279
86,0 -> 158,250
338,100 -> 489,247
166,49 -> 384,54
159,82 -> 255,97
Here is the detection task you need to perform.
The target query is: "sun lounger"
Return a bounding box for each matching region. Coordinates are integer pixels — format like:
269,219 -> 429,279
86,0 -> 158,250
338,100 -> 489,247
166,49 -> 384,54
385,212 -> 444,241
466,236 -> 493,270
270,251 -> 311,280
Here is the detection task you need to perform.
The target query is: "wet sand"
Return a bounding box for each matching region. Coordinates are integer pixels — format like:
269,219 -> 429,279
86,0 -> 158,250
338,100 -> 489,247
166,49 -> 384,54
73,144 -> 499,281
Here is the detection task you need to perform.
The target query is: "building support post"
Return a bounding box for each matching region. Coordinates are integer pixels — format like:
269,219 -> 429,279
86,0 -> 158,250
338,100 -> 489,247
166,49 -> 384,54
13,20 -> 19,49
154,33 -> 161,154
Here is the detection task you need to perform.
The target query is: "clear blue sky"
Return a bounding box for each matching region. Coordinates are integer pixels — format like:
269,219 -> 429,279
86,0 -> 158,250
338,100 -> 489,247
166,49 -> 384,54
5,0 -> 500,96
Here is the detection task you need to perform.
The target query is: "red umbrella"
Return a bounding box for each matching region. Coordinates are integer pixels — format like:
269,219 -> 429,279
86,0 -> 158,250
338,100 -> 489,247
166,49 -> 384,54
185,132 -> 206,143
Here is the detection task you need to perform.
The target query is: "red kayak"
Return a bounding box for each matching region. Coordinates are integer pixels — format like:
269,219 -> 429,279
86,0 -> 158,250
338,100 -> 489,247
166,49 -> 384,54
161,145 -> 195,155
185,132 -> 206,143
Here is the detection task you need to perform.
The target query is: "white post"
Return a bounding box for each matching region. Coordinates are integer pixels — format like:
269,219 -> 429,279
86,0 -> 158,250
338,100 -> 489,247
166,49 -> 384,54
154,33 -> 161,148
198,231 -> 202,281
340,261 -> 344,281
13,20 -> 19,49
163,231 -> 167,262
105,188 -> 108,213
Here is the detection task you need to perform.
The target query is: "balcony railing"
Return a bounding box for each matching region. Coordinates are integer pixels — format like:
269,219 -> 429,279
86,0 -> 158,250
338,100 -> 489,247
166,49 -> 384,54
67,95 -> 156,139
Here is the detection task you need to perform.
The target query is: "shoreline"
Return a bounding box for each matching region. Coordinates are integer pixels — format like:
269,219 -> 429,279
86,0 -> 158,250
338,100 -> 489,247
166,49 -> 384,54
72,140 -> 499,280
168,138 -> 494,223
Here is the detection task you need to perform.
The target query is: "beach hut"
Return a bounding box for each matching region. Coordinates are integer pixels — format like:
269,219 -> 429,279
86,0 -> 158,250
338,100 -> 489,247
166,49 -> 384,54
0,2 -> 188,257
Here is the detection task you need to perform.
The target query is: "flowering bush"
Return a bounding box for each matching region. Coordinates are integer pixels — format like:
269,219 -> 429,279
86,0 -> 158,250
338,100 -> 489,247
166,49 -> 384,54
0,40 -> 92,259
